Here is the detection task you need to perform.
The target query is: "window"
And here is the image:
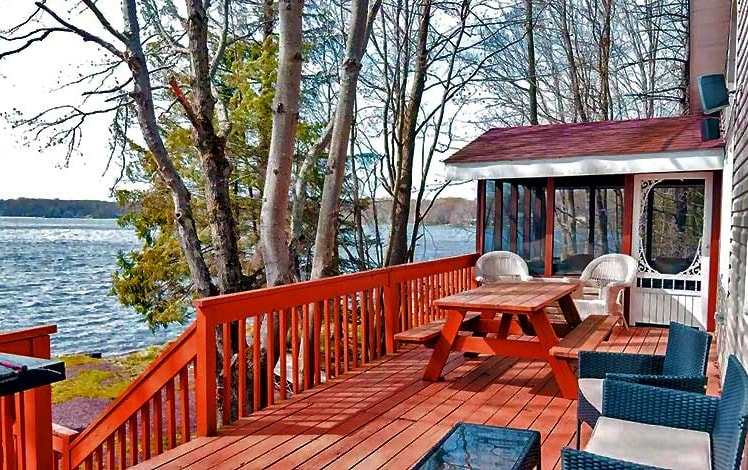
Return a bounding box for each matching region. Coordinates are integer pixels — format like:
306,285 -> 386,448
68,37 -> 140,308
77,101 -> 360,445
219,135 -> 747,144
483,176 -> 625,276
639,180 -> 704,275
553,176 -> 624,275
483,179 -> 546,275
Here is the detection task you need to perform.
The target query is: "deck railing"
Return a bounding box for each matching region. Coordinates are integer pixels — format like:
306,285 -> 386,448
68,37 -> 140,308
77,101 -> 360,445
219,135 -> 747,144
195,253 -> 478,435
0,325 -> 57,470
49,252 -> 478,468
53,324 -> 196,469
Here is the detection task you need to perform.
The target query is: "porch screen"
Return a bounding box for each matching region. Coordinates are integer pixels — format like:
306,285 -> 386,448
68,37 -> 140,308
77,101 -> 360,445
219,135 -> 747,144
553,176 -> 624,275
483,179 -> 546,275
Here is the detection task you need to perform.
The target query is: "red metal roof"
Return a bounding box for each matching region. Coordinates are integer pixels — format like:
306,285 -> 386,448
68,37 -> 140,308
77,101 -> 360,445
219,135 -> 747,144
445,115 -> 724,164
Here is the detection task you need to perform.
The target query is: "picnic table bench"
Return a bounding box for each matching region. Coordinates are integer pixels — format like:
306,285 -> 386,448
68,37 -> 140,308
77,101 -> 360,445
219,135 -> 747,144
394,312 -> 481,346
549,314 -> 617,360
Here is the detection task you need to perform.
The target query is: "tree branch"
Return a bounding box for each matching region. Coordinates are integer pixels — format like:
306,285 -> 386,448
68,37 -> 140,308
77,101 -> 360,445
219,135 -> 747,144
209,0 -> 231,79
169,77 -> 201,129
81,0 -> 129,44
34,2 -> 124,59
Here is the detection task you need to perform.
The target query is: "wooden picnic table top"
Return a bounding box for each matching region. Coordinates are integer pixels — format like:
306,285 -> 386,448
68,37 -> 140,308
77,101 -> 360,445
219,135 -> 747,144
432,281 -> 579,314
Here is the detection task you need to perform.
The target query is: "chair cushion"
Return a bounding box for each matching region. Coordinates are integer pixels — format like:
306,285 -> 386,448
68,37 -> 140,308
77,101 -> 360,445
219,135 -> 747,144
578,378 -> 602,412
586,417 -> 711,470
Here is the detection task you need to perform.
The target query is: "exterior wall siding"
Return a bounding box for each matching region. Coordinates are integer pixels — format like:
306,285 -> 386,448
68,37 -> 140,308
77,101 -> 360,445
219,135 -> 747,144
722,0 -> 748,373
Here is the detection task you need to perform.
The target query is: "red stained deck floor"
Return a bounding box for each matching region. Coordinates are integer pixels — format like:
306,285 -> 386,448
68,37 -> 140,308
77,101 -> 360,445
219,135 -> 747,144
133,326 -> 720,470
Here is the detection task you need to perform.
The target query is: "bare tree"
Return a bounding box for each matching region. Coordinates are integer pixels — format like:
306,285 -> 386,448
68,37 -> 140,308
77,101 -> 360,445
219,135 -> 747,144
0,2 -> 250,297
311,0 -> 382,278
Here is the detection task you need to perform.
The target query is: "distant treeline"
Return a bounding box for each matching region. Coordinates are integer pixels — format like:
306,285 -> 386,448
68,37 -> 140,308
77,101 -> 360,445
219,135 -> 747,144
0,198 -> 123,219
371,197 -> 476,225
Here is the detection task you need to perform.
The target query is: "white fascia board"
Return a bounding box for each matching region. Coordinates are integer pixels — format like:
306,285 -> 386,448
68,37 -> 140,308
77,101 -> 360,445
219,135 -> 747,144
444,149 -> 725,180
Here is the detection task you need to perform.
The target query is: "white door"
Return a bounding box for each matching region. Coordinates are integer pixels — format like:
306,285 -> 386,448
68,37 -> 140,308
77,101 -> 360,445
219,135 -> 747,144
630,173 -> 713,330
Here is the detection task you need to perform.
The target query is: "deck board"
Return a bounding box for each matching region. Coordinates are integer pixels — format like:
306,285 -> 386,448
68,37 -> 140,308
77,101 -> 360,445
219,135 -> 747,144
132,326 -> 720,470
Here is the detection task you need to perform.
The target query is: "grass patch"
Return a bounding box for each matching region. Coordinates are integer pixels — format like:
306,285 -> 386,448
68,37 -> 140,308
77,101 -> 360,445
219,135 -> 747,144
52,369 -> 130,404
52,345 -> 165,405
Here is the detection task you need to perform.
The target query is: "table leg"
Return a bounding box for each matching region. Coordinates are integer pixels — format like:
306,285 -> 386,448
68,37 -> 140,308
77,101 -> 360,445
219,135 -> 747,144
497,314 -> 513,339
558,293 -> 582,327
424,309 -> 465,381
529,311 -> 578,399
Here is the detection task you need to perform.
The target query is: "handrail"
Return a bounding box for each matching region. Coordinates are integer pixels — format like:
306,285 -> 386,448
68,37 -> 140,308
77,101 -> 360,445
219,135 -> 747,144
54,324 -> 197,468
195,254 -> 478,309
195,253 -> 479,435
51,253 -> 480,468
0,325 -> 57,345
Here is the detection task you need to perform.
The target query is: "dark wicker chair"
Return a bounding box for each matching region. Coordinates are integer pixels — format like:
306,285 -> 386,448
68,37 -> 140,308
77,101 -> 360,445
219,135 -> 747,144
576,321 -> 711,448
562,355 -> 748,470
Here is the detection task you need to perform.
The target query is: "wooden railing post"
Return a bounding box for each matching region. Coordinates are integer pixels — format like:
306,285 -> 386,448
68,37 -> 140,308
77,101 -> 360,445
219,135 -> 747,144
52,424 -> 78,470
195,306 -> 217,436
23,334 -> 54,469
384,275 -> 399,354
0,326 -> 58,470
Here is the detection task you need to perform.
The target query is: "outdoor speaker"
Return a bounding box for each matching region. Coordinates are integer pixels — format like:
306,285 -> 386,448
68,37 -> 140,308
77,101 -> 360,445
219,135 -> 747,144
701,117 -> 720,141
697,74 -> 729,114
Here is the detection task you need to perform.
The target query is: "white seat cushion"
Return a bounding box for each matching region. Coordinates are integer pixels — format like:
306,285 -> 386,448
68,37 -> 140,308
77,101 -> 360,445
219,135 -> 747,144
586,417 -> 711,470
578,378 -> 603,412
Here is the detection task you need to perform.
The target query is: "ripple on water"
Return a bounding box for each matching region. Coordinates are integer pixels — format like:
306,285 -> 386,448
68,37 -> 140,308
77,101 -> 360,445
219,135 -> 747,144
0,217 -> 186,356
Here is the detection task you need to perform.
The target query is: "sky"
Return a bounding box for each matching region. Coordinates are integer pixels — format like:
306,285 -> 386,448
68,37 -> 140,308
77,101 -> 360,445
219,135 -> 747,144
0,2 -> 476,202
0,3 -> 118,200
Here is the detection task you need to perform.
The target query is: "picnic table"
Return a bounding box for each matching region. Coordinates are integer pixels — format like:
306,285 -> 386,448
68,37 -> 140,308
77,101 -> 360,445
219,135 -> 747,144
416,281 -> 615,399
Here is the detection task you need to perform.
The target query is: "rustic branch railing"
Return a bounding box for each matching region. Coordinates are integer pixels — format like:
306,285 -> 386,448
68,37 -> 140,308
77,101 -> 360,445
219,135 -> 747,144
53,324 -> 196,469
195,253 -> 478,436
0,325 -> 57,470
47,253 -> 478,468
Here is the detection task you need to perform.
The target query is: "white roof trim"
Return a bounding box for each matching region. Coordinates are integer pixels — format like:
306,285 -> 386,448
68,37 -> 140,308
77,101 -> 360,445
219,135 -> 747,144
444,149 -> 725,180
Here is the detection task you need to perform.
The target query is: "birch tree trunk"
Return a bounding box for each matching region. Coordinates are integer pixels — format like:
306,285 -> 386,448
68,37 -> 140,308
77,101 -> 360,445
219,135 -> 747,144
260,0 -> 304,287
311,0 -> 382,279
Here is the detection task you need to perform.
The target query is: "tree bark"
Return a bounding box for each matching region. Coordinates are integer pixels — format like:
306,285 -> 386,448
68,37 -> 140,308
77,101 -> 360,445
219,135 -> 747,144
311,0 -> 382,279
289,122 -> 333,278
598,0 -> 613,120
185,0 -> 244,295
385,0 -> 431,267
526,0 -> 538,125
122,0 -> 215,298
558,0 -> 588,122
260,0 -> 305,287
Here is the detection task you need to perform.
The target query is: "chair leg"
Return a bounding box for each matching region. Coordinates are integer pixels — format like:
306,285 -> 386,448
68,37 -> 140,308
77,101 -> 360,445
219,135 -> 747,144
576,419 -> 581,449
618,312 -> 629,330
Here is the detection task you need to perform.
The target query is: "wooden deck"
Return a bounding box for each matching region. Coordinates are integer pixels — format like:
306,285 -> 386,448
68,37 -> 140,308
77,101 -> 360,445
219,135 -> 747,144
133,326 -> 721,470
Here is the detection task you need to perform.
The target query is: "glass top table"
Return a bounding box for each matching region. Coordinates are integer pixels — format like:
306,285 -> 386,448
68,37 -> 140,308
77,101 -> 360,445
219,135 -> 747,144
413,422 -> 541,470
0,352 -> 65,397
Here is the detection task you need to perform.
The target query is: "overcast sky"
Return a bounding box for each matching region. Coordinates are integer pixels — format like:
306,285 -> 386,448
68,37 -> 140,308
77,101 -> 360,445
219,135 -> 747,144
0,2 -> 476,202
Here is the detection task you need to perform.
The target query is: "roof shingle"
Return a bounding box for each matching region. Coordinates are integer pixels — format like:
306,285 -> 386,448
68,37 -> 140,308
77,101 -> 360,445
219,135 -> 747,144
445,115 -> 724,164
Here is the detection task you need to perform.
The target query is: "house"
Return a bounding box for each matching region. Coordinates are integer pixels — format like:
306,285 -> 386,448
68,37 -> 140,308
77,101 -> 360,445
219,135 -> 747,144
445,1 -> 740,364
445,115 -> 723,331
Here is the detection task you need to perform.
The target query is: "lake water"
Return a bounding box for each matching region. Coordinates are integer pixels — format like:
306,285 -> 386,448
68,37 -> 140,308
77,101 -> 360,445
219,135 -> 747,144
0,218 -> 475,356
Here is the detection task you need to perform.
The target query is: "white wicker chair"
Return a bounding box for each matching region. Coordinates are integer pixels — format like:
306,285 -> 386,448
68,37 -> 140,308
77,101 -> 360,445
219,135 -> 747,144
574,253 -> 638,328
475,251 -> 533,284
